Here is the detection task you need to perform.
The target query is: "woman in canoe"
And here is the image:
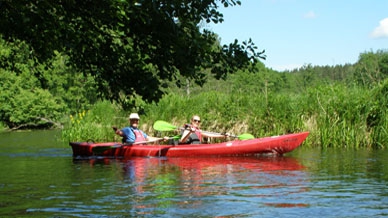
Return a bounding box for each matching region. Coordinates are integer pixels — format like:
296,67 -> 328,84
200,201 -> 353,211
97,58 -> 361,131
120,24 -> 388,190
179,115 -> 230,144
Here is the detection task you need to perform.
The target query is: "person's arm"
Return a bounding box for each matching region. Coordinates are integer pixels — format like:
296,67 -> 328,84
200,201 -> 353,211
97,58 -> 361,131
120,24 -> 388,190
179,129 -> 192,143
113,126 -> 123,136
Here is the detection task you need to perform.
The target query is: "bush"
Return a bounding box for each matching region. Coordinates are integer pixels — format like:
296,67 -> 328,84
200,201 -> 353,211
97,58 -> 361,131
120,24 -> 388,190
62,101 -> 121,142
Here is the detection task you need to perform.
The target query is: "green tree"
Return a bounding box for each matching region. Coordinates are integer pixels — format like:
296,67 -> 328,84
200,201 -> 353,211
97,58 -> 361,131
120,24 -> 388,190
0,38 -> 97,129
0,0 -> 266,105
353,50 -> 388,87
0,68 -> 66,129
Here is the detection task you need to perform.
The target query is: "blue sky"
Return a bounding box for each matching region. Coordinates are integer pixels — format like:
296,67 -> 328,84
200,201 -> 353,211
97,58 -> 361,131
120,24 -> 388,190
206,0 -> 388,71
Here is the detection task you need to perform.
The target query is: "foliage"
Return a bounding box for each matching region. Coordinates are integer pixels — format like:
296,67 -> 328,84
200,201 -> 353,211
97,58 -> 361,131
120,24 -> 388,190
353,50 -> 388,88
0,122 -> 5,132
0,37 -> 98,129
65,79 -> 387,149
0,39 -> 66,129
62,101 -> 121,142
2,25 -> 388,149
367,79 -> 388,148
303,84 -> 372,148
287,63 -> 355,90
143,83 -> 386,148
41,51 -> 99,113
59,49 -> 388,149
0,71 -> 64,129
142,91 -> 306,138
0,0 -> 266,105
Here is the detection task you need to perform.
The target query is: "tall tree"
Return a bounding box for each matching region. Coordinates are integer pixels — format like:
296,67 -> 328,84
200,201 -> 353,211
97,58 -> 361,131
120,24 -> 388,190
354,50 -> 388,87
0,0 -> 265,104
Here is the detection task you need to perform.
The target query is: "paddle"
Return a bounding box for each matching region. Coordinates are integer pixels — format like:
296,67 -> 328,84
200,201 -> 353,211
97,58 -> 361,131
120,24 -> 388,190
153,120 -> 255,140
153,120 -> 179,131
92,135 -> 180,154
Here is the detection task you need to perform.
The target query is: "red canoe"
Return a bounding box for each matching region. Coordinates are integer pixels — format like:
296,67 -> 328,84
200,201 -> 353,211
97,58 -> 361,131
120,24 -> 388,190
69,132 -> 309,158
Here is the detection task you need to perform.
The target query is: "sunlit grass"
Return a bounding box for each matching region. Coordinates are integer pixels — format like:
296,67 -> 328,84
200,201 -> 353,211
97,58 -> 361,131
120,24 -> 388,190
62,82 -> 388,149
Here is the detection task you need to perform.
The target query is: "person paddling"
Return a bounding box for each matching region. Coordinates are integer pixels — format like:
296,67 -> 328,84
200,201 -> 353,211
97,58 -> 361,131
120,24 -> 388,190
113,113 -> 162,144
179,115 -> 230,144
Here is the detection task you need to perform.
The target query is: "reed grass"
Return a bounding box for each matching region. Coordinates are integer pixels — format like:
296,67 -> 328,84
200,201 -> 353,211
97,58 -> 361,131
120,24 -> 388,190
62,80 -> 388,149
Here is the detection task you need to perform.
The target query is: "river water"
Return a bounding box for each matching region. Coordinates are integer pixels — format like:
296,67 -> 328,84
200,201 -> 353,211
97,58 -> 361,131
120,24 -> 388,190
0,130 -> 387,217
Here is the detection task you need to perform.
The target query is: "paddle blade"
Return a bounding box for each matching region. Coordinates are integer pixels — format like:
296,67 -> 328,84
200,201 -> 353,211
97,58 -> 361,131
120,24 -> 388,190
153,120 -> 178,131
237,133 -> 255,140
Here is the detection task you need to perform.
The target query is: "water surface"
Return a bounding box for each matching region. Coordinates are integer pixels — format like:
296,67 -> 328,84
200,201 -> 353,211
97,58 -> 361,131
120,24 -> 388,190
0,130 -> 387,217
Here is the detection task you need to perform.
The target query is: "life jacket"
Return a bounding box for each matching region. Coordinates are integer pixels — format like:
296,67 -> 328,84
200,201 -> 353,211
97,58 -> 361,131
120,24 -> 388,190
182,125 -> 202,144
133,129 -> 146,142
122,127 -> 146,144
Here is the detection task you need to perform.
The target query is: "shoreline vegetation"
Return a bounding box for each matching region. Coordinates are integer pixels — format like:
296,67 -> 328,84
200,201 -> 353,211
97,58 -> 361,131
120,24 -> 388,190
1,41 -> 388,149
60,78 -> 388,149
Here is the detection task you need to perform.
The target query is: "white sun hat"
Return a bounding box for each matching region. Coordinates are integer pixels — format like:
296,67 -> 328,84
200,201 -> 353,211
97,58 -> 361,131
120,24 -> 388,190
129,113 -> 140,120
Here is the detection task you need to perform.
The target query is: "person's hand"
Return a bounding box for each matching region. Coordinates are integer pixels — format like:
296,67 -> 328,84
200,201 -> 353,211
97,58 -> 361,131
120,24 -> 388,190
112,126 -> 120,135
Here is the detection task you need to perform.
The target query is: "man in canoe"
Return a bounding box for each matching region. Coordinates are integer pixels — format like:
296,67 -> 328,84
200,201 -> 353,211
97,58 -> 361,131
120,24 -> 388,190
179,115 -> 230,144
113,113 -> 162,144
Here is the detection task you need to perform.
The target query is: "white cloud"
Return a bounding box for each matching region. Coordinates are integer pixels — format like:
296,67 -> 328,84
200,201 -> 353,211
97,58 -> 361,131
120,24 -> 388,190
370,17 -> 388,39
304,11 -> 316,19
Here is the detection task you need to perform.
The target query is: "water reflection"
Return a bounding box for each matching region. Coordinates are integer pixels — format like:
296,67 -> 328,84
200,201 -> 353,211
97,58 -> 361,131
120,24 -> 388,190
73,156 -> 306,182
66,149 -> 388,217
73,156 -> 309,212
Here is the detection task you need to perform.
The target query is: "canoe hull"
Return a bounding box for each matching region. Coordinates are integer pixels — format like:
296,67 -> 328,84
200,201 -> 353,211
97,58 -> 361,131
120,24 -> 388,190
69,132 -> 309,158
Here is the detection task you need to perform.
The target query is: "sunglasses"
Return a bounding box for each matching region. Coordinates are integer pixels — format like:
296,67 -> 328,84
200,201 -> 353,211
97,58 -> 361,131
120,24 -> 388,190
193,119 -> 201,123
